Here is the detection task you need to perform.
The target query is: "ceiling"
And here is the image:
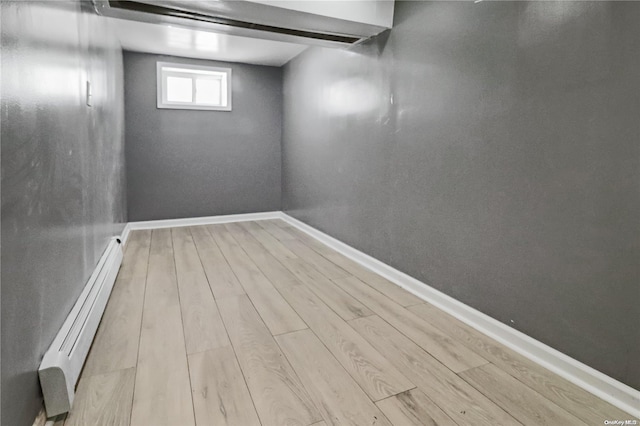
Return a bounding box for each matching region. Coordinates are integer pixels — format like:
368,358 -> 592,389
111,18 -> 308,67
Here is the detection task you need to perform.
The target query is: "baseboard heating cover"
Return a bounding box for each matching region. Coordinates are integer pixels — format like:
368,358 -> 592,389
38,237 -> 123,417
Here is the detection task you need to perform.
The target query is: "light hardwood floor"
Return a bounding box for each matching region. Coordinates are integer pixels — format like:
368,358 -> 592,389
65,220 -> 634,426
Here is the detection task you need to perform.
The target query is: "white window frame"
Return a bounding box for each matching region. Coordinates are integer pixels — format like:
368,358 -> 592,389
156,61 -> 232,111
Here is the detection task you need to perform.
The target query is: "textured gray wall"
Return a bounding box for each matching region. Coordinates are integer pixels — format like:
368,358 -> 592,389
282,1 -> 640,389
1,2 -> 126,425
125,52 -> 282,221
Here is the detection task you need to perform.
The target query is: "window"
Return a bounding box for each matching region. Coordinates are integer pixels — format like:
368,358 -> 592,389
157,62 -> 231,111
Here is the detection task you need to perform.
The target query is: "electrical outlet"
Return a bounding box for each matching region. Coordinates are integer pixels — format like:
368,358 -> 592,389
86,81 -> 92,107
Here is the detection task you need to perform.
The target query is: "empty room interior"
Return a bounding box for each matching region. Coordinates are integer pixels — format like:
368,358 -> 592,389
2,0 -> 639,425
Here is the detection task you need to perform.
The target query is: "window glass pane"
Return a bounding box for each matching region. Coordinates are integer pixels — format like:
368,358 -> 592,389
195,78 -> 221,105
158,62 -> 231,110
166,76 -> 192,102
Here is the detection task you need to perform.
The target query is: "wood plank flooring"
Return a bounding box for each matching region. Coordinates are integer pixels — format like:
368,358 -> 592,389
68,219 -> 635,426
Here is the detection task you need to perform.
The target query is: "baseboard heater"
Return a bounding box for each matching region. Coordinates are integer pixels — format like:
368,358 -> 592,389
38,238 -> 123,417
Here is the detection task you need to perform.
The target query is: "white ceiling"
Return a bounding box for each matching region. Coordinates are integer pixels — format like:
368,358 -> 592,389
111,18 -> 308,67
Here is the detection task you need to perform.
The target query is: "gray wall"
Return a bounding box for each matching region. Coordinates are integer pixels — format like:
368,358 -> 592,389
125,52 -> 282,221
1,2 -> 126,425
282,1 -> 640,389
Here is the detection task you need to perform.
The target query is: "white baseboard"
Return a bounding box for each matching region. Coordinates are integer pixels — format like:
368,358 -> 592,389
121,211 -> 282,245
280,213 -> 640,418
120,223 -> 132,247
